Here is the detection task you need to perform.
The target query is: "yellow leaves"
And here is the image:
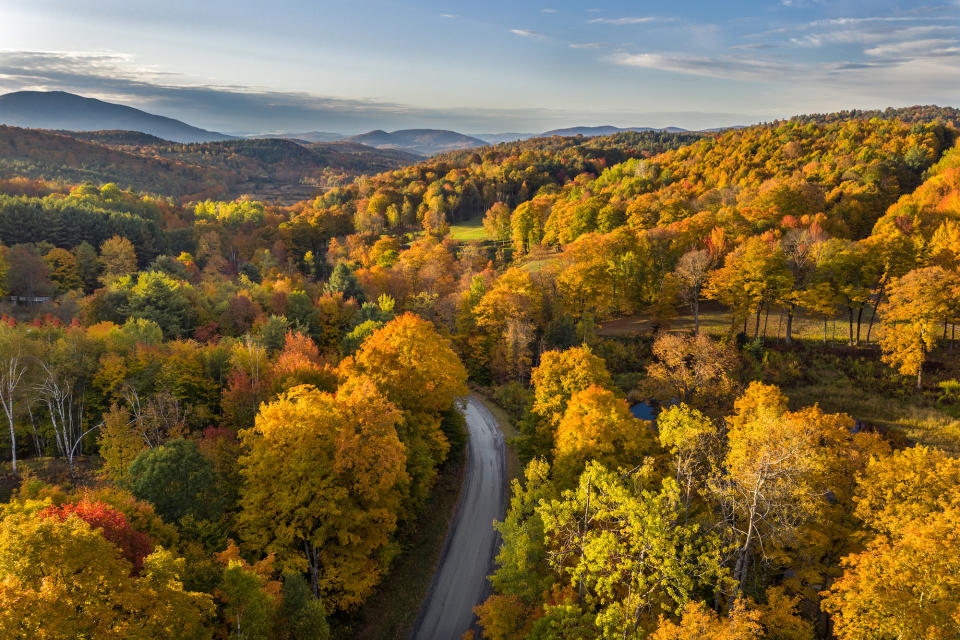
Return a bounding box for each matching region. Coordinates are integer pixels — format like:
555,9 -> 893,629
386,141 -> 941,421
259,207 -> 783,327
553,385 -> 656,483
238,381 -> 408,611
0,502 -> 213,639
824,507 -> 960,640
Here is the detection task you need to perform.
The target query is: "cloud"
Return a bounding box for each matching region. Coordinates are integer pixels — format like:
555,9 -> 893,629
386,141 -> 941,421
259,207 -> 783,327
440,13 -> 458,19
608,52 -> 787,81
791,24 -> 959,47
0,50 -> 758,133
509,29 -> 541,38
569,42 -> 607,49
729,43 -> 776,50
541,8 -> 557,13
588,17 -> 657,25
864,38 -> 960,56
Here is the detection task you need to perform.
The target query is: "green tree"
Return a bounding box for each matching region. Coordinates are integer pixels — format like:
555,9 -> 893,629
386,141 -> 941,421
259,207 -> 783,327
129,439 -> 222,524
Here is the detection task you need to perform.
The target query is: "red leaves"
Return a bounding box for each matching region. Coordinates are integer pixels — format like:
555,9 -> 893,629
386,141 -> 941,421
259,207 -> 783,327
40,500 -> 153,574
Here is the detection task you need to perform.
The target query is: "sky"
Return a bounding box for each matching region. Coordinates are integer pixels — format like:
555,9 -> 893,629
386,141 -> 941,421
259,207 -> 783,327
0,0 -> 958,134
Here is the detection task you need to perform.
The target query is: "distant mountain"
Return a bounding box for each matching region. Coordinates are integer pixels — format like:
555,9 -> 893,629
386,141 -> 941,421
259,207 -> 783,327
346,129 -> 487,155
245,131 -> 345,143
473,132 -> 537,144
0,91 -> 234,143
540,125 -> 689,137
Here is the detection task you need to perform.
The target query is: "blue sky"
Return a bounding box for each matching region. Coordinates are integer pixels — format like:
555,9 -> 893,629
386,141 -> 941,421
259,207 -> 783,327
0,0 -> 958,133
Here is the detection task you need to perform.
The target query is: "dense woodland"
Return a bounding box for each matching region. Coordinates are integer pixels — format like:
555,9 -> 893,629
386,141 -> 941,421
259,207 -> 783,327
1,105 -> 960,639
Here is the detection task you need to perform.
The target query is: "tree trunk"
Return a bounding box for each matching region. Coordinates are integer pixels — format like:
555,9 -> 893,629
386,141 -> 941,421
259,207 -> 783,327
866,287 -> 884,344
754,303 -> 762,340
786,304 -> 795,344
848,306 -> 854,346
693,293 -> 700,335
917,365 -> 923,392
855,304 -> 865,345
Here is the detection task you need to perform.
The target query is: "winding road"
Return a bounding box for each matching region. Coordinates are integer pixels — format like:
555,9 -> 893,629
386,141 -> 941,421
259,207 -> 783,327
410,395 -> 507,640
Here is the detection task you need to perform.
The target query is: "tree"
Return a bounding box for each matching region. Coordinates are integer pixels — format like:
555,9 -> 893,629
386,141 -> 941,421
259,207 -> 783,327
5,244 -> 54,300
98,403 -> 147,484
539,463 -> 727,637
673,249 -> 712,334
215,542 -> 279,640
656,404 -> 719,514
74,241 -> 101,292
716,383 -> 850,594
0,500 -> 213,639
824,507 -> 960,640
339,313 -> 467,512
278,573 -> 330,640
99,235 -> 138,284
43,247 -> 83,293
530,346 -> 613,444
553,386 -> 656,483
652,589 -> 812,640
879,266 -> 959,389
124,271 -> 195,339
705,236 -> 791,338
129,439 -> 222,524
645,332 -> 737,410
237,380 -> 408,609
327,262 -> 365,303
0,328 -> 26,474
483,202 -> 512,242
40,499 -> 153,574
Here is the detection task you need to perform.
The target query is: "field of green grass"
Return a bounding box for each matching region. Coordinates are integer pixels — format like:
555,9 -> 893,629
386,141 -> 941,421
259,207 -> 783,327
448,218 -> 487,242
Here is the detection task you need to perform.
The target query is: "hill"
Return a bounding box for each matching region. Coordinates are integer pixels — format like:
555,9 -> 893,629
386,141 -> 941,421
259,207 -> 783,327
346,129 -> 486,155
0,91 -> 234,143
0,126 -> 222,198
0,127 -> 421,201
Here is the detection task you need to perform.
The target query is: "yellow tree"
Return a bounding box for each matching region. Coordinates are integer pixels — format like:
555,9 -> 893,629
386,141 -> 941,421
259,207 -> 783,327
530,346 -> 613,451
879,266 -> 959,389
98,235 -> 138,285
237,380 -> 408,610
339,312 -> 467,511
553,385 -> 657,484
823,507 -> 960,640
717,383 -> 851,594
0,501 -> 213,639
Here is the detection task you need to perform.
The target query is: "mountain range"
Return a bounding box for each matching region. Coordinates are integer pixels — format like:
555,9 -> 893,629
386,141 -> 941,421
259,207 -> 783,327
0,91 -> 235,143
0,91 -> 710,156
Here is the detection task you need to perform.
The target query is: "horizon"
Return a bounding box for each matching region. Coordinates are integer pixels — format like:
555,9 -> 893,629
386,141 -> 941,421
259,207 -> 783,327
2,0 -> 958,134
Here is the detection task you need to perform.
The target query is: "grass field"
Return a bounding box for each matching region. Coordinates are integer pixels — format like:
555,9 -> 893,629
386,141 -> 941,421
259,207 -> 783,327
599,301 -> 881,345
449,218 -> 487,242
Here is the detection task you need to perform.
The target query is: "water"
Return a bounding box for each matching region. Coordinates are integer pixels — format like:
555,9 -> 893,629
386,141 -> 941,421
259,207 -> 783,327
630,401 -> 658,421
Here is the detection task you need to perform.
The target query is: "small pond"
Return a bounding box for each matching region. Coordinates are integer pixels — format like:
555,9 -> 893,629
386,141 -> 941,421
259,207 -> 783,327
629,401 -> 659,421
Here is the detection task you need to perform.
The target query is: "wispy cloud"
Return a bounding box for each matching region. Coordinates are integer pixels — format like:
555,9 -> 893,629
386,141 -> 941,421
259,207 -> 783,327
569,42 -> 607,49
588,17 -> 658,25
541,8 -> 557,14
864,38 -> 960,56
608,52 -> 786,81
440,13 -> 458,19
509,29 -> 542,38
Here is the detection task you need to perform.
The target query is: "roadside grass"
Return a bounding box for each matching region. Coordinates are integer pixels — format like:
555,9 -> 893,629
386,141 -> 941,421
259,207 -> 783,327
340,441 -> 466,640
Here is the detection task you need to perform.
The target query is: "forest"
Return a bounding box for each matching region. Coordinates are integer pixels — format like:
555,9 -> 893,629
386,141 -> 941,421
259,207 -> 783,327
1,104 -> 960,639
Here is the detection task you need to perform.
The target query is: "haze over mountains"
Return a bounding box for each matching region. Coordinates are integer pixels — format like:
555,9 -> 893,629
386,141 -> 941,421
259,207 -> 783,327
0,91 -> 713,156
0,91 -> 236,144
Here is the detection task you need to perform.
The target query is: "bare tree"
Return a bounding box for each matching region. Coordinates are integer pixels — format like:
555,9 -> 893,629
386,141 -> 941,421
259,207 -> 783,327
0,346 -> 26,474
674,248 -> 713,334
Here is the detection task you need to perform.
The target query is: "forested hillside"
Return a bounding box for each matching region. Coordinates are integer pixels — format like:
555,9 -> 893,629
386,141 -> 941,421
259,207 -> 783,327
1,106 -> 959,639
